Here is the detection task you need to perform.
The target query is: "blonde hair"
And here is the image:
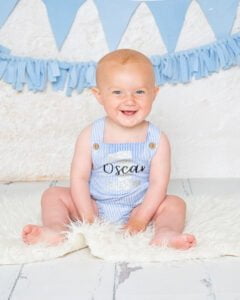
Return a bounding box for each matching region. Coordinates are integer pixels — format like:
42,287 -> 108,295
96,49 -> 154,86
97,48 -> 152,66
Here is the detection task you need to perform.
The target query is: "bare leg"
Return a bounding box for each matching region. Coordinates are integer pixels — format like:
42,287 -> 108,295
22,187 -> 79,245
150,195 -> 196,249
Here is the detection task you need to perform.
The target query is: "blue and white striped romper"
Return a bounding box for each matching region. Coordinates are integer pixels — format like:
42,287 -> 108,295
89,117 -> 161,224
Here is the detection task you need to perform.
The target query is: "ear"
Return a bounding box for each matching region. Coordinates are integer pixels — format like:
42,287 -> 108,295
91,87 -> 103,104
154,86 -> 160,94
151,86 -> 160,103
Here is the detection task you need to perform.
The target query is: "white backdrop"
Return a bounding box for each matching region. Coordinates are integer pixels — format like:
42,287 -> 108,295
0,0 -> 240,180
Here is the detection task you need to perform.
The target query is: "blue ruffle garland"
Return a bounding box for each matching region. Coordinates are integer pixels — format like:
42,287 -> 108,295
0,46 -> 96,96
151,32 -> 240,85
0,32 -> 240,96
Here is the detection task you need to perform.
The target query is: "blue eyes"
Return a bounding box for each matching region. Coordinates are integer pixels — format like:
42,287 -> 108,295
112,90 -> 146,96
112,90 -> 122,95
136,90 -> 145,94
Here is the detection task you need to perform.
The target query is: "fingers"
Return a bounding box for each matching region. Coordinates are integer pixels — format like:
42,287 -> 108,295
123,221 -> 147,235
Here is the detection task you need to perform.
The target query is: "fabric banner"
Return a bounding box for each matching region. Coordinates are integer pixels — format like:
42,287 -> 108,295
0,32 -> 240,96
197,0 -> 240,39
146,0 -> 192,53
42,0 -> 87,49
94,0 -> 140,51
0,1 -> 240,51
0,0 -> 20,28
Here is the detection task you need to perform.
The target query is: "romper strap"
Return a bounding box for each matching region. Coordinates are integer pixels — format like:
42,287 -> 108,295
146,122 -> 161,155
91,117 -> 105,145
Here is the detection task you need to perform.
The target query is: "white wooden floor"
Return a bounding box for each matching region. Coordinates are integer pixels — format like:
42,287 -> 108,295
0,179 -> 240,300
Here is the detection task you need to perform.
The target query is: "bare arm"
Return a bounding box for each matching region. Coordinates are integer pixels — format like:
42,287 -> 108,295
70,125 -> 96,223
125,132 -> 171,232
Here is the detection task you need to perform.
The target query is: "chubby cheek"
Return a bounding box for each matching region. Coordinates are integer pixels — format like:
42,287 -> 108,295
103,104 -> 119,116
140,102 -> 153,115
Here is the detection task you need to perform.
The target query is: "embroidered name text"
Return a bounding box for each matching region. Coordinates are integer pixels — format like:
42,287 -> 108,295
103,163 -> 145,176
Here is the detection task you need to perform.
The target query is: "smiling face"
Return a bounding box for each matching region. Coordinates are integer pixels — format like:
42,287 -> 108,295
92,58 -> 159,129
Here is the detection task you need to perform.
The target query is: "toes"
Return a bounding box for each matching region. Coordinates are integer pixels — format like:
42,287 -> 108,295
190,236 -> 197,247
182,234 -> 197,248
150,233 -> 197,250
22,225 -> 41,245
185,234 -> 197,245
186,234 -> 195,242
22,225 -> 32,235
22,225 -> 66,246
22,225 -> 32,242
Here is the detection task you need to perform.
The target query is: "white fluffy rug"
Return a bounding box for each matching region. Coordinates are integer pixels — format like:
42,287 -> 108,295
1,192 -> 240,265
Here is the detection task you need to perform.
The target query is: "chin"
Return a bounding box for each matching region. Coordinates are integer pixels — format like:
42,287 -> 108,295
118,117 -> 144,128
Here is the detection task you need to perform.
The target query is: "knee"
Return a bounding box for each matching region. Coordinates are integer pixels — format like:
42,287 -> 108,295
165,195 -> 186,212
41,186 -> 60,204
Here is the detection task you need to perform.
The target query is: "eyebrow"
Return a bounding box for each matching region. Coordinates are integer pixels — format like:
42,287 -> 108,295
107,87 -> 148,90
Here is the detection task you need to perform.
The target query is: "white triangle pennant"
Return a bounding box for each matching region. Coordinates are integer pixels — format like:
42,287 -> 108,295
94,0 -> 141,51
146,0 -> 192,53
42,0 -> 86,49
197,0 -> 240,39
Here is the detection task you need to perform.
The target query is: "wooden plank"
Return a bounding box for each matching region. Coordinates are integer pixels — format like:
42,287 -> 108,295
116,294 -> 208,300
189,178 -> 240,196
188,179 -> 240,299
114,261 -> 209,300
213,294 -> 240,300
0,263 -> 23,300
0,181 -> 12,195
202,257 -> 240,295
10,251 -> 115,300
168,178 -> 192,197
0,182 -> 23,300
3,181 -> 50,198
0,181 -> 51,299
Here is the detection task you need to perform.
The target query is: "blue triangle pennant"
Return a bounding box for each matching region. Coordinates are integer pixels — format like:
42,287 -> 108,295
42,0 -> 86,50
146,0 -> 192,53
197,0 -> 240,39
0,0 -> 20,28
94,0 -> 141,51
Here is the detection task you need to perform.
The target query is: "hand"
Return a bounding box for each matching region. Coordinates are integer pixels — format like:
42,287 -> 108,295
123,218 -> 148,235
80,213 -> 98,224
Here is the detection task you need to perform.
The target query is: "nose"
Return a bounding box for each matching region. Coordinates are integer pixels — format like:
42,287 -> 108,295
124,91 -> 135,104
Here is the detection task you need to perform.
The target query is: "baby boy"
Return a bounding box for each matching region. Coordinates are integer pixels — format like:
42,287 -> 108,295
22,49 -> 196,249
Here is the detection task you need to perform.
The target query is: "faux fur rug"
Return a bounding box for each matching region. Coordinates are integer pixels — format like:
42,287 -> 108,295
1,192 -> 240,265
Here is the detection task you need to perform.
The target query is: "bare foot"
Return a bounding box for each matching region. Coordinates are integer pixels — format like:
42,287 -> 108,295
22,224 -> 66,246
150,231 -> 196,250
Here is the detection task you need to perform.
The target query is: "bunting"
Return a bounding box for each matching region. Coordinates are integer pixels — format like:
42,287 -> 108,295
197,0 -> 240,39
146,0 -> 192,53
0,0 -> 239,52
42,0 -> 87,49
94,0 -> 140,51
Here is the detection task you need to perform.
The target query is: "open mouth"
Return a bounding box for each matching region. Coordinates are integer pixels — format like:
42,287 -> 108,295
121,110 -> 137,116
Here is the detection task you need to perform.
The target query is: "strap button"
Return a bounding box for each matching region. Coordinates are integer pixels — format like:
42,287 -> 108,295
149,142 -> 156,149
93,143 -> 100,150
